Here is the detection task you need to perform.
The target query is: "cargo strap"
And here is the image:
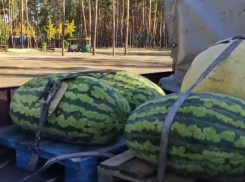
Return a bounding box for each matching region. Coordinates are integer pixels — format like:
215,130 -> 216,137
156,37 -> 245,182
20,151 -> 114,182
28,69 -> 117,169
28,80 -> 62,168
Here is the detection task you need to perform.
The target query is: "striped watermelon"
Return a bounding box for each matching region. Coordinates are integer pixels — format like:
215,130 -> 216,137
125,92 -> 245,181
90,70 -> 165,110
10,73 -> 131,145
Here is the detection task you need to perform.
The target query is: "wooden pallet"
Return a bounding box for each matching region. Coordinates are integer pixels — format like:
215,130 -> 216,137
99,150 -> 193,182
0,125 -> 127,182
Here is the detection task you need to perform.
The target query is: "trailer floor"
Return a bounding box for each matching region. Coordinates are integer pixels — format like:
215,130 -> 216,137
0,162 -> 55,182
0,160 -> 113,182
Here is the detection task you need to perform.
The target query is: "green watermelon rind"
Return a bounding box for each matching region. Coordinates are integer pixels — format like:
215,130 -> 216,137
10,74 -> 131,145
90,70 -> 165,110
125,92 -> 245,180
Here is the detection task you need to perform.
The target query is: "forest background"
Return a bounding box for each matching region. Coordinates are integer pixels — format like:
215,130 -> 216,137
0,0 -> 169,49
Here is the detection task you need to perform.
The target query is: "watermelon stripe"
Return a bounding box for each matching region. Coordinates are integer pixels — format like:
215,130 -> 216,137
125,92 -> 245,180
11,112 -> 120,144
12,81 -> 129,133
126,105 -> 245,134
11,94 -> 125,129
11,108 -> 119,129
125,108 -> 245,149
126,131 -> 245,158
126,139 -> 245,177
94,77 -> 163,95
15,79 -> 124,109
127,94 -> 245,129
126,140 -> 245,165
10,75 -> 131,145
11,93 -> 120,119
130,92 -> 245,115
91,71 -> 163,92
14,79 -> 125,110
89,71 -> 165,110
11,112 -> 118,144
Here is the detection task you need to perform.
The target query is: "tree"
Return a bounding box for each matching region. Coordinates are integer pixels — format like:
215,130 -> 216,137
44,19 -> 56,44
62,0 -> 65,56
0,0 -> 169,49
57,22 -> 62,40
21,0 -> 23,48
124,0 -> 129,55
88,0 -> 91,36
79,0 -> 86,36
92,0 -> 98,55
13,23 -> 21,36
0,15 -> 10,45
152,0 -> 158,47
1,0 -> 7,45
146,0 -> 152,47
112,0 -> 115,55
65,19 -> 76,37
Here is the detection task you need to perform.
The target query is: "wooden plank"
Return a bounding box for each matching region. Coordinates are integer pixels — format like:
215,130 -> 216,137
118,158 -> 156,179
99,167 -> 155,182
100,150 -> 135,170
99,166 -> 193,182
99,151 -> 193,182
164,174 -> 193,182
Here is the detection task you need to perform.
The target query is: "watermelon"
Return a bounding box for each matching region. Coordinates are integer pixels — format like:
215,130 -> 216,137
125,92 -> 245,181
89,70 -> 165,110
10,73 -> 131,145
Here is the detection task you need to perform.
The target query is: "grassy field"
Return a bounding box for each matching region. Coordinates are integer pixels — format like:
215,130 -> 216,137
0,48 -> 172,88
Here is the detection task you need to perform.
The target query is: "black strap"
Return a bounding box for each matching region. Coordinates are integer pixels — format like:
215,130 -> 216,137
156,37 -> 245,182
31,80 -> 62,153
20,151 -> 114,182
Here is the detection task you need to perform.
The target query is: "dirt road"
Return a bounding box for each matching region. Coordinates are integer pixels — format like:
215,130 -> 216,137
0,48 -> 172,88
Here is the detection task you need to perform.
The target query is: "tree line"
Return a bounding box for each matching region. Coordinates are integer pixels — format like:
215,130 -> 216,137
0,0 -> 169,52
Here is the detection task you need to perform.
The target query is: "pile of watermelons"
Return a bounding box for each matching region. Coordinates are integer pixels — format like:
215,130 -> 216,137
10,70 -> 165,145
9,39 -> 245,182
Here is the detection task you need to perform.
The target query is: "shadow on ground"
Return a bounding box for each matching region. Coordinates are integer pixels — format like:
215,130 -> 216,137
96,50 -> 171,56
0,61 -> 171,70
0,56 -> 172,73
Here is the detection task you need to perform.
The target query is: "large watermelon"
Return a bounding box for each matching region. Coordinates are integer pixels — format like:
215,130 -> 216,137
125,92 -> 245,181
10,74 -> 131,145
89,70 -> 165,110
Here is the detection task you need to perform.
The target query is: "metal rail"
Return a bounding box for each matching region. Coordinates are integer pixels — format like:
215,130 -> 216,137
0,86 -> 19,105
0,71 -> 173,104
